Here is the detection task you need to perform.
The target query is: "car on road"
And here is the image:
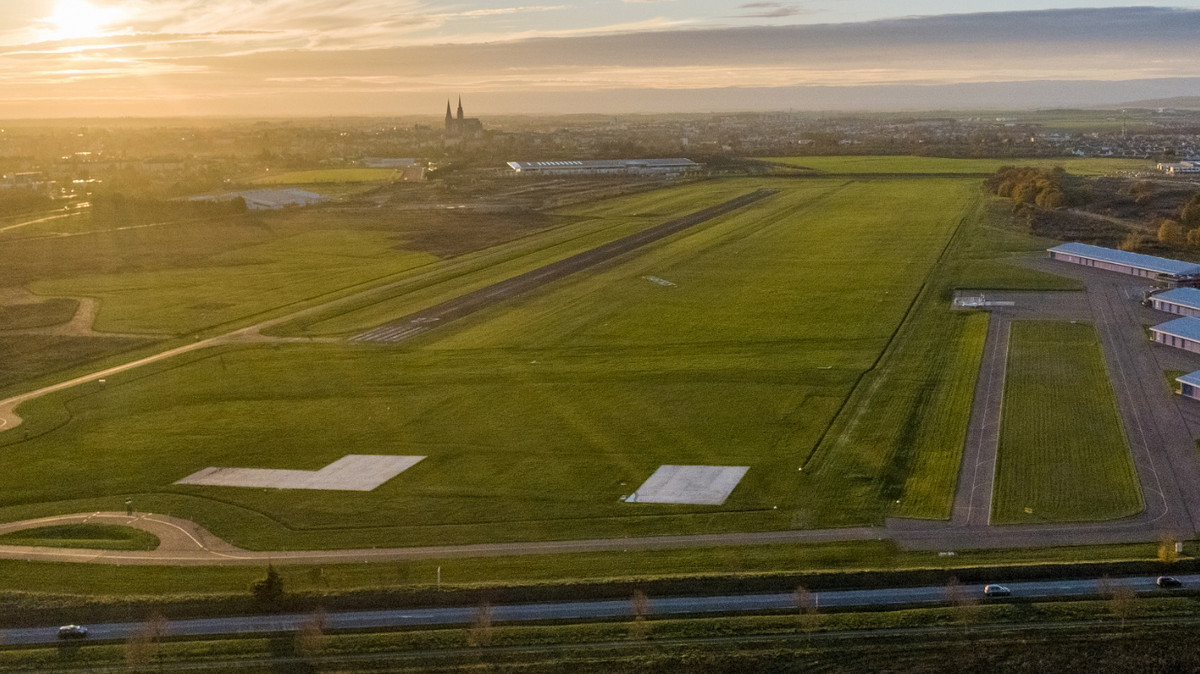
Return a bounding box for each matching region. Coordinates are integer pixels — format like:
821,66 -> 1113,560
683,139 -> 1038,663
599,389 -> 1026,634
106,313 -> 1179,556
57,625 -> 88,640
1157,576 -> 1184,589
983,584 -> 1011,597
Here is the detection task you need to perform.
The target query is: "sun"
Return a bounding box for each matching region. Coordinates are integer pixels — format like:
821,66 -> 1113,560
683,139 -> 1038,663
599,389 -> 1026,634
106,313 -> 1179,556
44,0 -> 123,41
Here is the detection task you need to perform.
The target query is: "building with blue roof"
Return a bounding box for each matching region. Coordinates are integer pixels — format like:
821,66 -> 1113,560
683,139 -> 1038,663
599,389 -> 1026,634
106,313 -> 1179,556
1048,242 -> 1200,284
1150,287 -> 1200,317
1176,370 -> 1200,401
1150,316 -> 1200,354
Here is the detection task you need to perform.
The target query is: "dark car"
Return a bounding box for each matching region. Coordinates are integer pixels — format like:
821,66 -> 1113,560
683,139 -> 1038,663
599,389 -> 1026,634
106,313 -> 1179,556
57,625 -> 88,640
1157,576 -> 1184,589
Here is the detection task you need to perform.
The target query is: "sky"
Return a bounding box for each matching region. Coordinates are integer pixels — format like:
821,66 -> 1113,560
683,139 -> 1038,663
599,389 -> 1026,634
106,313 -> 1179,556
3,1 -> 1200,117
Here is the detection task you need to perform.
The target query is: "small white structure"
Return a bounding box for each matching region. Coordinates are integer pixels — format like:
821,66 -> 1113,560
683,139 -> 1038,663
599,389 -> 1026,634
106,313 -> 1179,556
625,465 -> 749,505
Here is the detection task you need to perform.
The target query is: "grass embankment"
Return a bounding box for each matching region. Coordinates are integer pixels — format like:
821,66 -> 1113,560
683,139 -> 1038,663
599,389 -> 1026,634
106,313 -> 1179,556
763,155 -> 1149,176
993,321 -> 1142,523
0,524 -> 157,551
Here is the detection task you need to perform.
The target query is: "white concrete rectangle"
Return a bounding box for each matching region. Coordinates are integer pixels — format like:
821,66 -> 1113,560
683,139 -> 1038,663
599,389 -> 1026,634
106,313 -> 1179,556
175,455 -> 425,492
625,465 -> 749,505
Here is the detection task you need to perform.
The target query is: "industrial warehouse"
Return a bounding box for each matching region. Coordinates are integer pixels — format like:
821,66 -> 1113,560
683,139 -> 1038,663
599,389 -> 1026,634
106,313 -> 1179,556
506,158 -> 702,176
1047,242 -> 1200,285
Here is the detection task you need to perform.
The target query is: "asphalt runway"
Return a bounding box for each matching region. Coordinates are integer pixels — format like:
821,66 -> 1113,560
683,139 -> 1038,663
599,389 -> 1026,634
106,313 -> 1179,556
351,189 -> 778,344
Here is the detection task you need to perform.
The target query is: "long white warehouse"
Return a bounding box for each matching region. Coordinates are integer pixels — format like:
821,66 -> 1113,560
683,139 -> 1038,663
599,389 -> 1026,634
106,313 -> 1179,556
1150,287 -> 1200,317
1151,316 -> 1200,354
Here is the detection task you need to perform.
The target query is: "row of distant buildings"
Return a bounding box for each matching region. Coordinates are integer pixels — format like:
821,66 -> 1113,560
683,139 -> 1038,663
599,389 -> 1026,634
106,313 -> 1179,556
1156,160 -> 1200,175
1048,242 -> 1200,402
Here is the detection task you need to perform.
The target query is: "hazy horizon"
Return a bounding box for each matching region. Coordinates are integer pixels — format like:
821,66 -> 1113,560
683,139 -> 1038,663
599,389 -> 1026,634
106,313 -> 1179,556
4,2 -> 1200,117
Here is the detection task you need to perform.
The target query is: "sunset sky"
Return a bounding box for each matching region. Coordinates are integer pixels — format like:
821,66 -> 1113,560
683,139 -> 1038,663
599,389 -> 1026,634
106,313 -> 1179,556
3,1 -> 1200,117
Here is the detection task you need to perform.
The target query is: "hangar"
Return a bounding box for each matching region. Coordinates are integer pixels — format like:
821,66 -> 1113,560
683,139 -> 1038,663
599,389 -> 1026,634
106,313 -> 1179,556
1150,316 -> 1200,354
1177,370 -> 1200,402
1150,287 -> 1200,317
1048,242 -> 1200,285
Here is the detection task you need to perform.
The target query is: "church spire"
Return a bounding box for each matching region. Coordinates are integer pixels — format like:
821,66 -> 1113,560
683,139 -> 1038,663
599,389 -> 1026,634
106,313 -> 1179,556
445,99 -> 452,121
457,97 -> 464,120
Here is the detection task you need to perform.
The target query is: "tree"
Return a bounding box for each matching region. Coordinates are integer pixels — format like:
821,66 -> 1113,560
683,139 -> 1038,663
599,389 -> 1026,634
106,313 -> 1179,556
295,608 -> 329,658
1188,228 -> 1200,249
1159,536 -> 1180,564
1118,232 -> 1146,252
251,564 -> 285,606
1182,194 -> 1200,228
1109,583 -> 1139,630
629,589 -> 651,640
1159,219 -> 1186,246
945,576 -> 982,630
466,602 -> 493,647
124,612 -> 168,668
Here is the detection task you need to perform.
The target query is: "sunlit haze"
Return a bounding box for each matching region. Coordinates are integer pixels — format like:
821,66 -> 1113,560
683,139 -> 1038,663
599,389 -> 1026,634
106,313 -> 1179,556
4,1 -> 1200,116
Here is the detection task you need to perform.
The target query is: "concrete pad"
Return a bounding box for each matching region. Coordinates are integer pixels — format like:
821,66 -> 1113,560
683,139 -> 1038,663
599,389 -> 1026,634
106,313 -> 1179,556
175,455 -> 424,492
625,465 -> 749,505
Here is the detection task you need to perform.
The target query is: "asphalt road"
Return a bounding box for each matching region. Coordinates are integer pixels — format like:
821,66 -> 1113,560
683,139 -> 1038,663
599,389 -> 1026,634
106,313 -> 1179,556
8,573 -> 1196,647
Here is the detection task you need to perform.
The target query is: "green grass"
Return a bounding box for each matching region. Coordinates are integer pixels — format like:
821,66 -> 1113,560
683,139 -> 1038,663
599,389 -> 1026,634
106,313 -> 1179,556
0,335 -> 152,390
252,169 -> 400,185
763,156 -> 1149,176
993,321 -> 1142,523
0,298 -> 77,329
273,180 -> 768,336
0,524 -> 158,551
1166,370 -> 1185,394
3,177 -> 974,548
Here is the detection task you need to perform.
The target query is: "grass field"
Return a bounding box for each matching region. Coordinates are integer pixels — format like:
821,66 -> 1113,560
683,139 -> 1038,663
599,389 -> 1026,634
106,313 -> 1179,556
763,156 -> 1149,175
0,177 -> 988,549
992,321 -> 1142,523
0,298 -> 77,330
252,169 -> 400,185
0,524 -> 158,551
0,165 -> 1109,557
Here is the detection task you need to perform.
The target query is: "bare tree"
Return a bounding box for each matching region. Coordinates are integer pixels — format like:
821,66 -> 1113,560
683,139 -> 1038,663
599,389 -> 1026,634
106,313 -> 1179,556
629,589 -> 651,641
124,612 -> 168,668
294,607 -> 329,659
466,602 -> 493,647
1110,583 -> 1139,630
945,577 -> 981,630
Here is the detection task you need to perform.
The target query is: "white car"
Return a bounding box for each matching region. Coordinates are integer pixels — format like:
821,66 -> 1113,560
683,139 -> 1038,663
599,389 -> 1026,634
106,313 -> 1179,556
57,625 -> 88,640
983,584 -> 1011,597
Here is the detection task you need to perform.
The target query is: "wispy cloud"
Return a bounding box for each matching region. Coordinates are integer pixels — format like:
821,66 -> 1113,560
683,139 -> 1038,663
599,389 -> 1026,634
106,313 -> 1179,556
2,6 -> 1200,116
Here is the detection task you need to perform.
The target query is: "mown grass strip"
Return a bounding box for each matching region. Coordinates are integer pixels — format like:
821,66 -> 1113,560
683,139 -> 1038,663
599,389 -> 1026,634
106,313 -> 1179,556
992,321 -> 1142,523
0,524 -> 158,551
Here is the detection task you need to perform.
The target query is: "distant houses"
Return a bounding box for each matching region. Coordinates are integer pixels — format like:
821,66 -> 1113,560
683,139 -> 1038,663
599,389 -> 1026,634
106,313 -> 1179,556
189,188 -> 325,211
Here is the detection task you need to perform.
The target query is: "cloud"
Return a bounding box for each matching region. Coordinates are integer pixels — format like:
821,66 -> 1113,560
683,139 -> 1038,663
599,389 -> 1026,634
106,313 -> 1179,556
735,2 -> 807,18
4,6 -> 1200,116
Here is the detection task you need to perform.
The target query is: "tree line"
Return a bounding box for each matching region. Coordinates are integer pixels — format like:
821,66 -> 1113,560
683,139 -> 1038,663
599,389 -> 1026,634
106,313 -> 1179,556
984,165 -> 1072,210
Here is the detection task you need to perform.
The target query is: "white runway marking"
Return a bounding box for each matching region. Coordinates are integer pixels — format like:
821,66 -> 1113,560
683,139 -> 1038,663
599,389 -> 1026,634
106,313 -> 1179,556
175,455 -> 425,491
625,465 -> 749,505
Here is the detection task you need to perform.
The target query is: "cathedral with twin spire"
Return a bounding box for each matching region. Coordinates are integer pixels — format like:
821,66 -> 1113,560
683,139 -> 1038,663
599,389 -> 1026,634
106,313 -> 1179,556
445,97 -> 483,138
